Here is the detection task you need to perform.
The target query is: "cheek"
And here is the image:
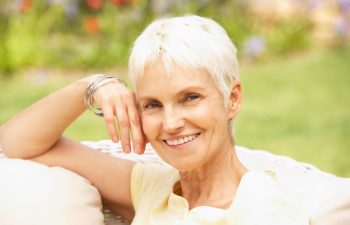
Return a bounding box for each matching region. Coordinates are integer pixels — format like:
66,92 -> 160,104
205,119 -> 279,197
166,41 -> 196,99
141,114 -> 158,139
190,104 -> 227,129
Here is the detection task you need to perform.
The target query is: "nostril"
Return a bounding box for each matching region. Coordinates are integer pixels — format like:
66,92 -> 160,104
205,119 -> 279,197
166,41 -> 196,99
162,112 -> 185,133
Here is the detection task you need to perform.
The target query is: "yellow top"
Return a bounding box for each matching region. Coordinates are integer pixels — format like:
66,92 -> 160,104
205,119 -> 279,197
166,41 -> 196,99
131,163 -> 309,225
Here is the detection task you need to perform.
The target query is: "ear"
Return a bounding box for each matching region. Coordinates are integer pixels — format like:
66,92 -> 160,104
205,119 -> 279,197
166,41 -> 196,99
227,81 -> 242,120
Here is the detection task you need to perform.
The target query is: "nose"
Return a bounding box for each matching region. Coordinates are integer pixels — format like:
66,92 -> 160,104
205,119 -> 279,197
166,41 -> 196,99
162,106 -> 185,133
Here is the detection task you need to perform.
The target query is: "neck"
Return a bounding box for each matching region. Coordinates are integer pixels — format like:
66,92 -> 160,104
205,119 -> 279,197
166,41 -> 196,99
178,140 -> 247,209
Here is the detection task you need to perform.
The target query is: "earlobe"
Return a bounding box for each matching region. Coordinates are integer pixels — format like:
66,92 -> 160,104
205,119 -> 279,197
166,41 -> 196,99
227,81 -> 242,120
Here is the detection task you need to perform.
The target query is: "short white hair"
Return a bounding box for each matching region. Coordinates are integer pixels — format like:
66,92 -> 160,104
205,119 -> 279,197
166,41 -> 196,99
128,15 -> 239,104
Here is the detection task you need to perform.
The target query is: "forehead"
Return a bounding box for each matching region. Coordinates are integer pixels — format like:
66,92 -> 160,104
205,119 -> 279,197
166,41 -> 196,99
135,62 -> 215,98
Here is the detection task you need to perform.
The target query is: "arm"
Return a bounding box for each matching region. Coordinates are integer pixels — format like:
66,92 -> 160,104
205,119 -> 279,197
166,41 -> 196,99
0,76 -> 145,220
0,76 -> 145,157
0,78 -> 88,158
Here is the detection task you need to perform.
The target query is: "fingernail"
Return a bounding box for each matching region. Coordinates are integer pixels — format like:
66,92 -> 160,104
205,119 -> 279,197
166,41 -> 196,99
124,145 -> 131,153
112,136 -> 118,143
134,145 -> 142,154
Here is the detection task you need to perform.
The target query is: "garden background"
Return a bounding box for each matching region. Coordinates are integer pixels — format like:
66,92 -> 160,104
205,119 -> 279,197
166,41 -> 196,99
0,0 -> 349,176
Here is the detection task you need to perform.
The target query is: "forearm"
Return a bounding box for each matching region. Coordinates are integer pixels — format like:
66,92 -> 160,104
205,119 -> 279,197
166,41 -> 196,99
0,77 -> 90,158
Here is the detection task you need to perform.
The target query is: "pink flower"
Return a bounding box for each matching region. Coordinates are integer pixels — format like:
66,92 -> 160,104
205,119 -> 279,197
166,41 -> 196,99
112,0 -> 126,6
86,0 -> 102,10
20,0 -> 32,12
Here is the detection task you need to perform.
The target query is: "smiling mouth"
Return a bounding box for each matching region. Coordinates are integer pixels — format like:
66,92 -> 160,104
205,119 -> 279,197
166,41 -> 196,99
164,133 -> 200,146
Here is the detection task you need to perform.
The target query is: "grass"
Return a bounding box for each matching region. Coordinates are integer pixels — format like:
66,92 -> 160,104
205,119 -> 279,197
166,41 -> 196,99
236,47 -> 350,177
0,47 -> 349,176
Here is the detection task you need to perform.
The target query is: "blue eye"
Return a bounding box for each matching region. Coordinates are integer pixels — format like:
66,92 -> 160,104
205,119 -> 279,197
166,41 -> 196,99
185,94 -> 200,101
144,101 -> 161,109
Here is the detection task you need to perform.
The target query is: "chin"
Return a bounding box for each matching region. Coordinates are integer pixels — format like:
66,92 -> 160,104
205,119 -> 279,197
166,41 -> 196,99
167,158 -> 202,172
151,141 -> 207,171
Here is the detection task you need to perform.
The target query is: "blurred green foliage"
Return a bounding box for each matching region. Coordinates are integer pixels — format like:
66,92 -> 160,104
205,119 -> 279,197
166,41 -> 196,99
0,0 -> 323,76
0,0 -> 150,74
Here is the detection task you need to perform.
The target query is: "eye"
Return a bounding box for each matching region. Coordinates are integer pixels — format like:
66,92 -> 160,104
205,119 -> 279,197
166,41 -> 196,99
184,93 -> 200,102
143,101 -> 162,110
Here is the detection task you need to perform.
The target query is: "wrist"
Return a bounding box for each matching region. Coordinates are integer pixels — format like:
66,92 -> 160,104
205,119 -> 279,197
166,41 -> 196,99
84,74 -> 127,117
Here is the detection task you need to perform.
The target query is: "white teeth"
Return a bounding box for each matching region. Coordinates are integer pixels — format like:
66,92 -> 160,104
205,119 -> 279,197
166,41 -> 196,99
165,134 -> 198,146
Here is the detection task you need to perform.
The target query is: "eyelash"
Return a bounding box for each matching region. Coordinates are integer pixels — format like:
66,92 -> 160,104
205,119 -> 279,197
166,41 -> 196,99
143,101 -> 161,110
184,93 -> 200,102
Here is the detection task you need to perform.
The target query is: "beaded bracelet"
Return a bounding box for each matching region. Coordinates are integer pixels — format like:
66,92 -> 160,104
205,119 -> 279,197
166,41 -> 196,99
84,74 -> 127,117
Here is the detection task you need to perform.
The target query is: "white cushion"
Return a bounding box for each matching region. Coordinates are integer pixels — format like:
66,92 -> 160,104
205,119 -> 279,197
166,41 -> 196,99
0,159 -> 104,225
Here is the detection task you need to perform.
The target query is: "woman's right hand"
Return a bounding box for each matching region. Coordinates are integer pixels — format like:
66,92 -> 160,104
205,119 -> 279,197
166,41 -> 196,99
92,78 -> 146,154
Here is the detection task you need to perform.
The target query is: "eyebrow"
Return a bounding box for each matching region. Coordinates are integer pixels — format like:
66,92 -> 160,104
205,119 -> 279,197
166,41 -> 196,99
176,85 -> 207,96
138,85 -> 207,102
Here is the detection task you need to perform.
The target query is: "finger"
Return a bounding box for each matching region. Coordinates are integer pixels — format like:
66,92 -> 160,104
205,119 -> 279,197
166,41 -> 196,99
102,105 -> 119,143
126,94 -> 146,154
115,98 -> 131,153
137,101 -> 149,146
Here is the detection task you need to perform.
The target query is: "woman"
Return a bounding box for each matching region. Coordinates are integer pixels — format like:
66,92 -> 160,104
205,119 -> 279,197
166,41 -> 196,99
0,15 -> 309,224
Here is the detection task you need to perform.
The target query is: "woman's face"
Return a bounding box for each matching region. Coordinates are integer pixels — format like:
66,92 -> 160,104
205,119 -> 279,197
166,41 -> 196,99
136,62 -> 241,171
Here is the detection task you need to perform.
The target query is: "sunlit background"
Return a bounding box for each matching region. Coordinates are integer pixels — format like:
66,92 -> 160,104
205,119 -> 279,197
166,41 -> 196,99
0,0 -> 349,176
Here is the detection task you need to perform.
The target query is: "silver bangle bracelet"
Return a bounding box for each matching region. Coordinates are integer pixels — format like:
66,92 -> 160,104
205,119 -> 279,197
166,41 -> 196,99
84,74 -> 127,117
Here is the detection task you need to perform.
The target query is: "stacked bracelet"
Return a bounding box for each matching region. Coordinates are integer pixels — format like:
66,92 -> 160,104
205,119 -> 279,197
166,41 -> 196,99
84,74 -> 127,117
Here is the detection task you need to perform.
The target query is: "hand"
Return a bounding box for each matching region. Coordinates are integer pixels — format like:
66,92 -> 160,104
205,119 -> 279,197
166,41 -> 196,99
93,79 -> 146,154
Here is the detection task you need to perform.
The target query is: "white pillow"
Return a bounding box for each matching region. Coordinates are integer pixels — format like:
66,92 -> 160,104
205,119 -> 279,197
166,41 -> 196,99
0,159 -> 104,225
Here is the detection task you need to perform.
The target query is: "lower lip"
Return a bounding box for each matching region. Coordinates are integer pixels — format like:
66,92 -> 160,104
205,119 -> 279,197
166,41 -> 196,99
165,134 -> 200,150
